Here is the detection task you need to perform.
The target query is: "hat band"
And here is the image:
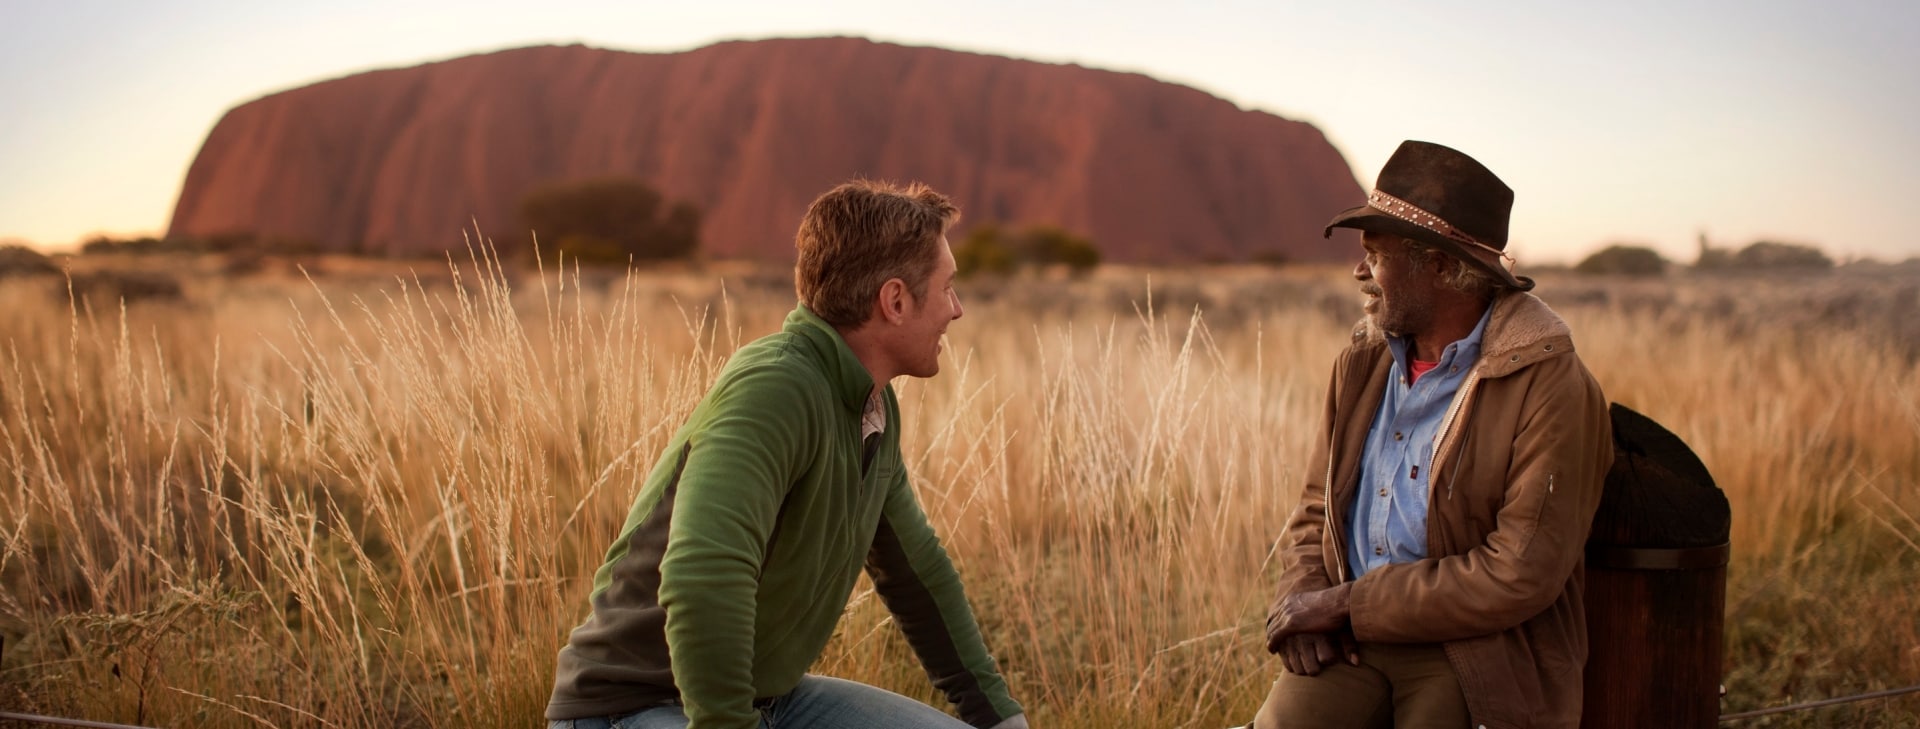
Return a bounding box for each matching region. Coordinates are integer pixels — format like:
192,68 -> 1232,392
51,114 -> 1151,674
1367,190 -> 1516,272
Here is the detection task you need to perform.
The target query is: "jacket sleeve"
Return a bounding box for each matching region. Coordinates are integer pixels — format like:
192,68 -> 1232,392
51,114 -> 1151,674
865,455 -> 1024,728
1274,357 -> 1347,601
658,366 -> 816,729
1349,355 -> 1612,643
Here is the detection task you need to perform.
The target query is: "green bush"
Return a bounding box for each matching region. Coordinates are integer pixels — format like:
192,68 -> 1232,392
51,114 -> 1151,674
518,178 -> 701,264
81,235 -> 172,254
1020,226 -> 1100,274
1735,240 -> 1832,270
80,233 -> 319,256
67,270 -> 185,305
954,223 -> 1100,278
1696,240 -> 1833,271
1250,250 -> 1293,268
1576,244 -> 1668,276
955,224 -> 1018,277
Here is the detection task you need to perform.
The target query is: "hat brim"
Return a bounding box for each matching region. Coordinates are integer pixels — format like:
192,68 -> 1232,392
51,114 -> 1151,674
1325,205 -> 1535,292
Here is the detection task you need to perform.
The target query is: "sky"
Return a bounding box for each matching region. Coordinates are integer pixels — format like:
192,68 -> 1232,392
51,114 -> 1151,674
3,0 -> 1917,265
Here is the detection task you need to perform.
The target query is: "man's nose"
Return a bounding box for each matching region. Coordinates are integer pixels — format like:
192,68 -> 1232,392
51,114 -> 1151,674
1353,258 -> 1371,281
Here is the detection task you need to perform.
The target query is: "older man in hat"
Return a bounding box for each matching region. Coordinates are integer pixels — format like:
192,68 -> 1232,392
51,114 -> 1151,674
1249,141 -> 1613,729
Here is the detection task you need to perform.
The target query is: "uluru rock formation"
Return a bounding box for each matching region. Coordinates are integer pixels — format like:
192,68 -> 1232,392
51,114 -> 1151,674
168,37 -> 1363,263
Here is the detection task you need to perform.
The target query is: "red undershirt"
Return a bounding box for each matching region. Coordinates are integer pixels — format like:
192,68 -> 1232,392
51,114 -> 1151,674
1409,358 -> 1440,384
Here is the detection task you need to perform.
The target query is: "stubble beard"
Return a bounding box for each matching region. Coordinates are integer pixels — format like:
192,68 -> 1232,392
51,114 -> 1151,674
1363,286 -> 1430,340
1361,285 -> 1399,338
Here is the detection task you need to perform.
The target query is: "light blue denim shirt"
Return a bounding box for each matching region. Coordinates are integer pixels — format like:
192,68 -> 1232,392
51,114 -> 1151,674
1346,304 -> 1493,580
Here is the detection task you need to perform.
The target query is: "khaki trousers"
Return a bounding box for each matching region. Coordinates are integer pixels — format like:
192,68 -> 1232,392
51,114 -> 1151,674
1252,641 -> 1469,729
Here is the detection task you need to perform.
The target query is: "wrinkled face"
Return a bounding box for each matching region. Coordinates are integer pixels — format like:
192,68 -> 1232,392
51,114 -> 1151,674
1354,232 -> 1438,338
893,237 -> 964,378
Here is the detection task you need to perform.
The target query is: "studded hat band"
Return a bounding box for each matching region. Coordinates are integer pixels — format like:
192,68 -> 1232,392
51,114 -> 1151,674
1367,189 -> 1517,272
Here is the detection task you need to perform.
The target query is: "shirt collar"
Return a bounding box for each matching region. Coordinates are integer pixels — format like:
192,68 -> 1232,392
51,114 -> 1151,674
1387,302 -> 1494,373
861,388 -> 887,438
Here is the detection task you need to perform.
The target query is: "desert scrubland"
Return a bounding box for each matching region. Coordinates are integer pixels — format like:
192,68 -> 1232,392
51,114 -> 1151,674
2,251 -> 1916,727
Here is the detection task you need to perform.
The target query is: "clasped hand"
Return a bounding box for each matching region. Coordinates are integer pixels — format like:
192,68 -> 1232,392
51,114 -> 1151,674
1264,584 -> 1359,676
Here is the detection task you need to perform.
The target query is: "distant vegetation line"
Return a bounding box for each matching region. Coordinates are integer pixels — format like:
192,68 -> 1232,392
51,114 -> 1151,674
1573,237 -> 1846,276
35,230 -> 1901,280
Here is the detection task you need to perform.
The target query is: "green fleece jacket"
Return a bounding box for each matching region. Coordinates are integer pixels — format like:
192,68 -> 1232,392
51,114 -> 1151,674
546,305 -> 1023,729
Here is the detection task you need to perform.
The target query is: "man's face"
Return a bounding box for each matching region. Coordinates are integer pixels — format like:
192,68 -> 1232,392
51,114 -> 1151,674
1354,232 -> 1438,338
893,237 -> 964,378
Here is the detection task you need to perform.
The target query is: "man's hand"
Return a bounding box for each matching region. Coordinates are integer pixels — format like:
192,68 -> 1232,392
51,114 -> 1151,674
1265,583 -> 1354,648
1265,583 -> 1357,675
1271,631 -> 1359,676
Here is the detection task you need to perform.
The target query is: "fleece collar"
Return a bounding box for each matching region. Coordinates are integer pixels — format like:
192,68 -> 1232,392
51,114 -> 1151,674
1474,291 -> 1574,378
784,304 -> 878,414
1350,291 -> 1574,379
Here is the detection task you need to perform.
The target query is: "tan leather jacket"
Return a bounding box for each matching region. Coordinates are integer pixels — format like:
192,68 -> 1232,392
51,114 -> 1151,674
1275,291 -> 1613,728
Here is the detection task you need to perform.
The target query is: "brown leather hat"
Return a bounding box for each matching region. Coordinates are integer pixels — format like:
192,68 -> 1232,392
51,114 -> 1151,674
1325,140 -> 1534,291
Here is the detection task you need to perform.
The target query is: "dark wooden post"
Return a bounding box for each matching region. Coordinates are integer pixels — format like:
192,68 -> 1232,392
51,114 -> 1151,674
1581,404 -> 1731,729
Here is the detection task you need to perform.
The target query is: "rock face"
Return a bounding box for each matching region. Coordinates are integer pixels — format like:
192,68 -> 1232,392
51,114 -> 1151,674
168,37 -> 1363,263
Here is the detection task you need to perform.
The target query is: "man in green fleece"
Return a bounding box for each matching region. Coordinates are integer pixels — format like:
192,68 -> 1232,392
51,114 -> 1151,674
546,180 -> 1029,729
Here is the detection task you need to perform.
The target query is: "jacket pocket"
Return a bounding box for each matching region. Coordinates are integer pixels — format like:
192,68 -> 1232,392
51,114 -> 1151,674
1513,471 -> 1558,558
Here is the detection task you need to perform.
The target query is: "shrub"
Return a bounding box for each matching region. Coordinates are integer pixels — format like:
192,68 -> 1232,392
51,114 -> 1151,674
518,178 -> 701,264
1696,240 -> 1833,271
1250,250 -> 1293,268
80,235 -> 267,255
1735,240 -> 1832,270
955,224 -> 1018,277
223,252 -> 268,276
1020,226 -> 1101,275
0,244 -> 60,278
954,223 -> 1100,278
1577,244 -> 1668,276
81,235 -> 168,254
67,270 -> 185,305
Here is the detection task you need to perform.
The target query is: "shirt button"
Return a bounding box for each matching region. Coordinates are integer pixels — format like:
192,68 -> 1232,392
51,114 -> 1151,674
1375,547 -> 1384,556
1378,488 -> 1388,497
1394,432 -> 1403,441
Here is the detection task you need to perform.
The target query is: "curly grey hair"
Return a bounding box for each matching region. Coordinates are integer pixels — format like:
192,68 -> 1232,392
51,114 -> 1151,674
1402,239 -> 1501,299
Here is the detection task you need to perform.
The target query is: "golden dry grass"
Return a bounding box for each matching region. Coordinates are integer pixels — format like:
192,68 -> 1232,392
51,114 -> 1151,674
1,249 -> 1917,727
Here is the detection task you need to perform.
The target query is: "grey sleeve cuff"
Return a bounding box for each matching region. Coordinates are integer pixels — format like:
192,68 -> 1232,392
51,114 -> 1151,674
987,714 -> 1029,729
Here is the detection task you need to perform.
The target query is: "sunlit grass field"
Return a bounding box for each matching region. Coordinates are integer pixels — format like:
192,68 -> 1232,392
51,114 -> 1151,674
2,249 -> 1917,727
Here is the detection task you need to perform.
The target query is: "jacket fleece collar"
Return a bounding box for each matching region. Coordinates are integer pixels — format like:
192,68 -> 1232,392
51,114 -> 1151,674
785,304 -> 878,414
1352,290 -> 1575,379
1475,291 -> 1574,378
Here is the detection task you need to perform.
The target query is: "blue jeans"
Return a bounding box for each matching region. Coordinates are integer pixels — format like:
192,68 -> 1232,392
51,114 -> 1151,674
549,675 -> 972,729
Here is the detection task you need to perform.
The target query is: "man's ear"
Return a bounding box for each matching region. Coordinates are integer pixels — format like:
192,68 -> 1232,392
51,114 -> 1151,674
875,277 -> 911,324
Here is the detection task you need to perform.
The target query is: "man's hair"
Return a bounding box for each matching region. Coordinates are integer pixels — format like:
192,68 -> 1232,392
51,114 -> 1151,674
1403,238 -> 1502,300
795,179 -> 959,328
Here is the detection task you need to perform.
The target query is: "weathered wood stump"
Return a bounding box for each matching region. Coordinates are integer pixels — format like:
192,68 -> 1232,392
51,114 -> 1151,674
1581,403 -> 1731,728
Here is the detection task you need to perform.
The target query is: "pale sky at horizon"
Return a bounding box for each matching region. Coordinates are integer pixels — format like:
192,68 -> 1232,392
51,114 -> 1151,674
3,1 -> 1916,264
